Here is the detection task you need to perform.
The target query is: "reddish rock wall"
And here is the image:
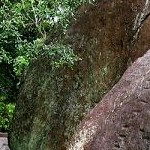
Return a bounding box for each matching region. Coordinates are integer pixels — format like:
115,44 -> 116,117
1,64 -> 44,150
68,50 -> 150,150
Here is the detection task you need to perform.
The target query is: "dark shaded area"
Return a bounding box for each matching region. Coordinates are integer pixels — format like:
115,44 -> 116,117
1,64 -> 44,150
0,62 -> 18,103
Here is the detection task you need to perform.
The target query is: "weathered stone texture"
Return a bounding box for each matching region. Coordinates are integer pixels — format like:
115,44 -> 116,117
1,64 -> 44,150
10,0 -> 150,150
68,50 -> 150,150
0,133 -> 10,150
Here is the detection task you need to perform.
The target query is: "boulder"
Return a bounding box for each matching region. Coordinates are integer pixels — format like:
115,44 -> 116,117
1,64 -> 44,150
10,0 -> 150,150
68,50 -> 150,150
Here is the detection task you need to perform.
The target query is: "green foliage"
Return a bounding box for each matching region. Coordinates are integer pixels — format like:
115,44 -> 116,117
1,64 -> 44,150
0,0 -> 91,75
44,43 -> 81,68
0,95 -> 15,131
13,56 -> 29,76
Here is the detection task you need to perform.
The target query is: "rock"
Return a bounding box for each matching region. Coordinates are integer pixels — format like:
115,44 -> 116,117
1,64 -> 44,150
0,133 -> 10,150
10,0 -> 150,150
68,50 -> 150,150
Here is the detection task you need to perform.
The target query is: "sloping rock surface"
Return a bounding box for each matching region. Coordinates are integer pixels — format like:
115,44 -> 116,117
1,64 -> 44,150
68,50 -> 150,150
10,0 -> 150,150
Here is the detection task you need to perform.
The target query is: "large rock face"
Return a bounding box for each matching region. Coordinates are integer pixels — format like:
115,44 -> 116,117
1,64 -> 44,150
68,50 -> 150,150
10,0 -> 150,150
